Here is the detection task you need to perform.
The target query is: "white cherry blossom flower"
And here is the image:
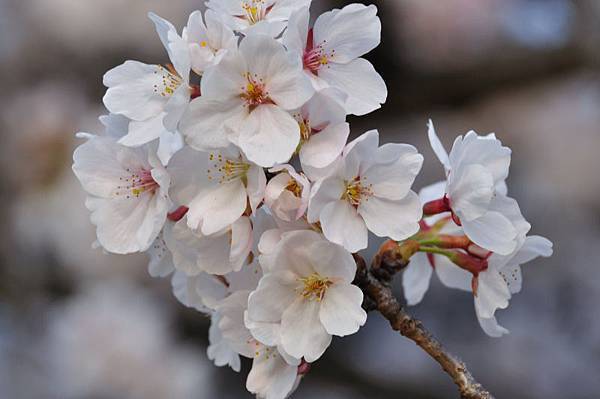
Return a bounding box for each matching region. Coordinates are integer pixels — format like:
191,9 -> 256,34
427,120 -> 526,255
293,88 -> 350,180
171,271 -> 228,313
164,217 -> 252,276
247,230 -> 367,362
206,0 -> 312,37
103,13 -> 192,163
264,165 -> 310,222
168,146 -> 266,236
308,130 -> 423,252
284,5 -> 387,115
72,135 -> 171,254
147,231 -> 175,278
180,33 -> 314,167
183,10 -> 238,75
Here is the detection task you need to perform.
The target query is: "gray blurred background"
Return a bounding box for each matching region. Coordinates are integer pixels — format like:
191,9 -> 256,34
0,0 -> 598,398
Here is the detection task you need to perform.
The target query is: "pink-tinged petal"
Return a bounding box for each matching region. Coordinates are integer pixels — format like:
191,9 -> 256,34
320,200 -> 369,253
280,298 -> 332,362
402,253 -> 433,306
318,58 -> 387,116
358,191 -> 422,242
320,284 -> 366,336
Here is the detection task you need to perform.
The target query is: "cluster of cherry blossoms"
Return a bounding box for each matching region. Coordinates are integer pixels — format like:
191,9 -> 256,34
72,2 -> 553,398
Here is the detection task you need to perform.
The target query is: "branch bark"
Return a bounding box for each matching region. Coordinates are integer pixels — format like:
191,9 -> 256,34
353,250 -> 495,399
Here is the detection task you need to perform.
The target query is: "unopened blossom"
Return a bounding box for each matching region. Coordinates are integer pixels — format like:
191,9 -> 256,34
103,13 -> 192,164
207,0 -> 312,37
72,135 -> 171,254
247,230 -> 367,362
183,10 -> 237,75
293,89 -> 350,180
164,217 -> 252,275
264,165 -> 310,222
168,146 -> 266,236
426,120 -> 526,255
180,34 -> 314,167
284,5 -> 387,115
308,130 -> 423,252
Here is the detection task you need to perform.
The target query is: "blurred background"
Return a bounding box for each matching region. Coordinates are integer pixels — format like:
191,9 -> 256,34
0,0 -> 598,398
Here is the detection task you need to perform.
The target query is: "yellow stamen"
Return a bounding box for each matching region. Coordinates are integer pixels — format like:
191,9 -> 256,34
298,273 -> 333,302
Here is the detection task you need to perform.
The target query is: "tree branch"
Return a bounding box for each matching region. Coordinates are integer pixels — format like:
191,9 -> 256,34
353,248 -> 495,399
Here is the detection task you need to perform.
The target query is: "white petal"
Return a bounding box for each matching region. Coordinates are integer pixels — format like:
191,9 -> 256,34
238,104 -> 300,168
120,113 -> 166,147
427,120 -> 451,170
282,6 -> 309,56
167,146 -> 209,205
318,58 -> 387,116
314,3 -> 380,63
300,122 -> 349,169
475,305 -> 510,337
320,200 -> 369,253
280,298 -> 332,362
230,216 -> 253,269
309,240 -> 357,284
146,233 -> 174,278
402,253 -> 433,306
247,274 -> 297,324
180,98 -> 245,151
510,235 -> 553,266
435,255 -> 472,292
462,211 -> 518,255
475,270 -> 511,319
448,164 -> 494,222
103,61 -> 169,121
246,348 -> 299,399
247,164 -> 267,213
358,191 -> 422,242
307,176 -> 345,223
320,284 -> 366,336
363,144 -> 423,200
187,180 -> 247,236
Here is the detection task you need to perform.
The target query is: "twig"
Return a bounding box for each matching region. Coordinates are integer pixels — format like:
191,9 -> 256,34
353,248 -> 495,399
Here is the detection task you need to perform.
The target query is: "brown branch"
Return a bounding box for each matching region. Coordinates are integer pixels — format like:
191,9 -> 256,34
353,246 -> 495,399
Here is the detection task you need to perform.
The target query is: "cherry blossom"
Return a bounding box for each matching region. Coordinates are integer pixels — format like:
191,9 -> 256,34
207,0 -> 312,37
264,165 -> 310,222
103,13 -> 192,164
284,5 -> 387,115
247,230 -> 367,362
308,130 -> 423,252
168,146 -> 266,236
180,33 -> 314,167
72,135 -> 171,254
426,120 -> 527,255
183,10 -> 238,75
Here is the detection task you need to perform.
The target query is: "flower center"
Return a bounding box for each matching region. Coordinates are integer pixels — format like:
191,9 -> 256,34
154,65 -> 182,97
342,177 -> 373,208
207,152 -> 251,184
298,273 -> 333,302
285,178 -> 303,197
241,74 -> 270,109
303,30 -> 334,75
241,1 -> 272,25
116,168 -> 159,199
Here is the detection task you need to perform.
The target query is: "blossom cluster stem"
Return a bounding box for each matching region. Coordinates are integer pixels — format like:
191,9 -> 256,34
353,253 -> 495,399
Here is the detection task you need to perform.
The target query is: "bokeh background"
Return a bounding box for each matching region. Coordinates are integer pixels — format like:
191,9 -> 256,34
1,0 -> 599,398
